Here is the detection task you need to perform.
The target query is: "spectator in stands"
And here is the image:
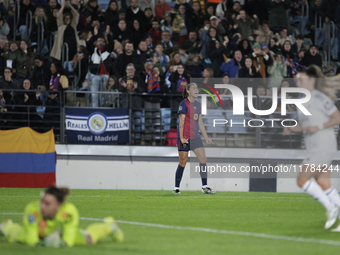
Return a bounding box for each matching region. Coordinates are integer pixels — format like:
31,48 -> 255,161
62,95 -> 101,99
83,0 -> 104,22
251,43 -> 271,82
0,38 -> 8,75
269,37 -> 280,53
2,40 -> 35,82
140,0 -> 154,14
31,55 -> 51,89
266,0 -> 291,31
190,1 -> 204,29
160,11 -> 172,35
172,4 -> 192,44
200,27 -> 222,66
225,1 -> 242,21
155,0 -> 171,21
155,42 -> 169,72
308,0 -> 325,43
113,40 -> 144,81
296,47 -> 307,64
179,46 -> 188,63
31,7 -> 48,45
273,28 -> 293,46
45,7 -> 59,50
220,50 -> 243,81
145,33 -> 155,50
160,30 -> 176,55
292,34 -> 305,56
17,0 -> 36,40
136,40 -> 150,60
238,39 -> 253,58
0,12 -> 9,41
301,45 -> 322,67
144,7 -> 154,32
44,0 -> 61,19
50,1 -> 79,62
148,19 -> 162,45
185,51 -> 203,78
216,0 -> 233,18
39,62 -> 68,132
267,52 -> 287,89
142,58 -> 162,145
203,4 -> 215,22
181,31 -> 201,53
0,68 -> 20,103
207,35 -> 231,77
254,20 -> 272,45
103,75 -> 119,107
166,51 -> 182,71
128,19 -> 145,49
235,10 -> 259,40
169,64 -> 190,129
119,63 -> 146,144
210,15 -> 226,38
71,45 -> 88,89
13,79 -> 41,128
113,19 -> 128,42
126,0 -> 147,27
105,0 -> 119,29
281,40 -> 295,77
237,57 -> 261,93
86,27 -> 114,107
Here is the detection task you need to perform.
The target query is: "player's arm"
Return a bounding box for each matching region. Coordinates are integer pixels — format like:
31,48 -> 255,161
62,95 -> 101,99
179,114 -> 187,144
22,204 -> 40,247
60,205 -> 79,247
305,110 -> 340,134
283,123 -> 303,135
198,114 -> 213,144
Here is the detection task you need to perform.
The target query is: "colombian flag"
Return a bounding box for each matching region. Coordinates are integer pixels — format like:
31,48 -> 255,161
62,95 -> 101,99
0,128 -> 56,188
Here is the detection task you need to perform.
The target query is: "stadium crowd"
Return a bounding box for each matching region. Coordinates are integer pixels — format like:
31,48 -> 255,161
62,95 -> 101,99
0,0 -> 339,146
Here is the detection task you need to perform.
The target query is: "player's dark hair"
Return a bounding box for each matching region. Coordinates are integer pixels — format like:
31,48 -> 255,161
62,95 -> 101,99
44,186 -> 70,204
183,82 -> 196,98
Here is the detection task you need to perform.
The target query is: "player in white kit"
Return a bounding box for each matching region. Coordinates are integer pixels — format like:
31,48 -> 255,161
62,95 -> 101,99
283,65 -> 340,230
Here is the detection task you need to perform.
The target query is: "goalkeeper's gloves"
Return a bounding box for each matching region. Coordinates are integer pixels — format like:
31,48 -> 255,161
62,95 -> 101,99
43,231 -> 66,248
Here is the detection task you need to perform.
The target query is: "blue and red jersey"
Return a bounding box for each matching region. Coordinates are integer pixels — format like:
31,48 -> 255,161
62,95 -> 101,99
177,98 -> 201,139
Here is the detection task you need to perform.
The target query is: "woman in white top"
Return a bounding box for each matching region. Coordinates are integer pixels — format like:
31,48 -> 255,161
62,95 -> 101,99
284,65 -> 340,230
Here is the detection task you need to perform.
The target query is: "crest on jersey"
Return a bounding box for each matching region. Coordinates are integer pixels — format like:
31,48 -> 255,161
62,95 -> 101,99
193,114 -> 198,120
179,106 -> 183,111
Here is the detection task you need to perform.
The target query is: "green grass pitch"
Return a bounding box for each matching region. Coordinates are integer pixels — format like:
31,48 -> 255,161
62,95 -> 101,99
1,188 -> 340,255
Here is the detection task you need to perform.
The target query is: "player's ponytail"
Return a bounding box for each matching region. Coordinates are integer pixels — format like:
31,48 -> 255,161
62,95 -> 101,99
182,83 -> 196,98
44,186 -> 70,204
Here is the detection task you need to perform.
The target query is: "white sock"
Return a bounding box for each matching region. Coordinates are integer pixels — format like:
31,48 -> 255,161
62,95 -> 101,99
302,180 -> 335,211
325,187 -> 340,207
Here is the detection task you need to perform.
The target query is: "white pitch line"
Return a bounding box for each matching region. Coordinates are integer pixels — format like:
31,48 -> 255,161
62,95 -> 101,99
2,213 -> 340,246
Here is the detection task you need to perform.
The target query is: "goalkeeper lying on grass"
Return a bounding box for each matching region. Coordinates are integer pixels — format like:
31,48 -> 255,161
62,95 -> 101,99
0,186 -> 124,247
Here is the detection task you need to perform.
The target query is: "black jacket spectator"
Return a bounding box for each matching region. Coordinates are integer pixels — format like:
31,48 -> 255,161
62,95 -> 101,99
87,34 -> 114,75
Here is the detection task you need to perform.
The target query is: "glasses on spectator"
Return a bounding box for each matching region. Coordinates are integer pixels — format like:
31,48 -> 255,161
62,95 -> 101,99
4,71 -> 11,73
126,68 -> 135,71
23,81 -> 30,84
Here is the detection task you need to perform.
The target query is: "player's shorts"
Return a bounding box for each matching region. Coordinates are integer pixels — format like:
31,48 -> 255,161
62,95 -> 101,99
177,138 -> 204,151
302,150 -> 337,168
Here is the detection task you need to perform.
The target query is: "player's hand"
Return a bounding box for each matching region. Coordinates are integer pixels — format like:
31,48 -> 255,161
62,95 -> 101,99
180,138 -> 188,145
282,127 -> 292,136
44,231 -> 65,247
305,126 -> 318,134
205,138 -> 213,145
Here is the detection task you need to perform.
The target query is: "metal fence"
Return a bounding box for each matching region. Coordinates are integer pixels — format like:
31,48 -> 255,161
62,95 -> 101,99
2,89 -> 339,148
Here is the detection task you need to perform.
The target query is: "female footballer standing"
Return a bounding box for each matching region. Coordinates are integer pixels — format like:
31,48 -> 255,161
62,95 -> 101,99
283,65 -> 340,230
173,83 -> 215,195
